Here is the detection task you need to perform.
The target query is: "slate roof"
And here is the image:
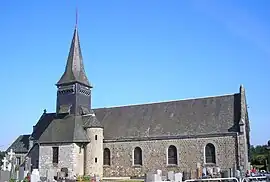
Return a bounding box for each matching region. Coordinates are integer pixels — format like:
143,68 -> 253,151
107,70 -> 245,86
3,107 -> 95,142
10,93 -> 242,145
82,112 -> 103,128
11,92 -> 242,145
94,93 -> 241,140
56,26 -> 91,87
38,115 -> 90,143
31,112 -> 57,140
6,134 -> 31,153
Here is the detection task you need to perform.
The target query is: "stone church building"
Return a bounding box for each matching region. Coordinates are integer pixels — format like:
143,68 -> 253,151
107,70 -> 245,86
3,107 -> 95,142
6,24 -> 250,178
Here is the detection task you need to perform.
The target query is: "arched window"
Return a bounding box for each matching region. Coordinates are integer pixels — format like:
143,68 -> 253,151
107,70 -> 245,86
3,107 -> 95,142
205,143 -> 216,164
134,147 -> 142,165
168,145 -> 177,165
104,148 -> 111,165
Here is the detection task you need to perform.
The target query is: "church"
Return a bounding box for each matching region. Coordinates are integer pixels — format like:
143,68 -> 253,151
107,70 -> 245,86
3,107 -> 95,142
6,22 -> 251,178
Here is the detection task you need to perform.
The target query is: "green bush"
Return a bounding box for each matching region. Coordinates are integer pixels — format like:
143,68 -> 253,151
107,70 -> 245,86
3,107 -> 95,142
82,175 -> 91,181
23,179 -> 29,182
23,176 -> 30,182
9,179 -> 16,182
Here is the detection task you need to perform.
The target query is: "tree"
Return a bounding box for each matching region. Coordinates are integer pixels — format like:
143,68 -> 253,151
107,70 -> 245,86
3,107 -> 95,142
250,145 -> 269,169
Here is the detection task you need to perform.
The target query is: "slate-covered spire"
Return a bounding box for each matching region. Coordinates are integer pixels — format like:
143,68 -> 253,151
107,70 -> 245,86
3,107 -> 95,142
56,10 -> 93,116
56,19 -> 91,87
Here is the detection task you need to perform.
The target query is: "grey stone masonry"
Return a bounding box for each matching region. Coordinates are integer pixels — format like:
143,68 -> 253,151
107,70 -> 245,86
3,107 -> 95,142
85,128 -> 104,177
39,143 -> 77,177
237,85 -> 250,175
103,135 -> 237,177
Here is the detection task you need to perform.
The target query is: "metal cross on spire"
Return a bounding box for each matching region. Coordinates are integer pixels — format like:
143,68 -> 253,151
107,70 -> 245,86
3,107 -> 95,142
75,7 -> 78,27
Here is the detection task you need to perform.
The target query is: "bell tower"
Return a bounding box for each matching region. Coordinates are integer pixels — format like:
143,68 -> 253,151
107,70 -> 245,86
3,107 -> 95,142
56,15 -> 92,115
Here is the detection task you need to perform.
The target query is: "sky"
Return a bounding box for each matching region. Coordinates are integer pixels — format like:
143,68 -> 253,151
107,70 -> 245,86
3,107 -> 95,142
0,0 -> 270,150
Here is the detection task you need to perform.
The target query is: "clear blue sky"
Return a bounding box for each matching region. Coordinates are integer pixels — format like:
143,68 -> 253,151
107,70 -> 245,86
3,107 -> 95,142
1,0 -> 270,150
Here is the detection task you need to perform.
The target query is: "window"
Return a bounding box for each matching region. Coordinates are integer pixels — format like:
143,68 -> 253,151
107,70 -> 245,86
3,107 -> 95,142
52,147 -> 59,164
95,158 -> 97,163
205,143 -> 216,163
104,148 -> 111,165
168,145 -> 177,165
16,157 -> 21,165
95,135 -> 97,140
134,147 -> 142,165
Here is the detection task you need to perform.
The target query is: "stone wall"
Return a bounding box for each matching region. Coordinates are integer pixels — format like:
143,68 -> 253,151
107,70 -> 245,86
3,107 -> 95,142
39,143 -> 84,177
85,128 -> 103,177
74,143 -> 84,176
238,85 -> 250,173
103,135 -> 237,177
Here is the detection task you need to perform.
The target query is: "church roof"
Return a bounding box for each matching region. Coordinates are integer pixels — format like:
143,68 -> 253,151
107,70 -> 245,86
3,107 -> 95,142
38,115 -> 90,143
56,26 -> 91,87
6,134 -> 31,153
31,112 -> 57,140
82,110 -> 103,128
34,92 -> 242,143
10,90 -> 243,145
94,93 -> 241,140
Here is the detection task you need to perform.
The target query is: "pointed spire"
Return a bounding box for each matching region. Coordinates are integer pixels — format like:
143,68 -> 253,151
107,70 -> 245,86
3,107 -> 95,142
56,9 -> 91,87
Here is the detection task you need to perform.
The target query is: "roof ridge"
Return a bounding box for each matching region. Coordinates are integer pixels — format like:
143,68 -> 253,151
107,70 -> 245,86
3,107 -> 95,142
93,92 -> 239,110
44,112 -> 55,114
